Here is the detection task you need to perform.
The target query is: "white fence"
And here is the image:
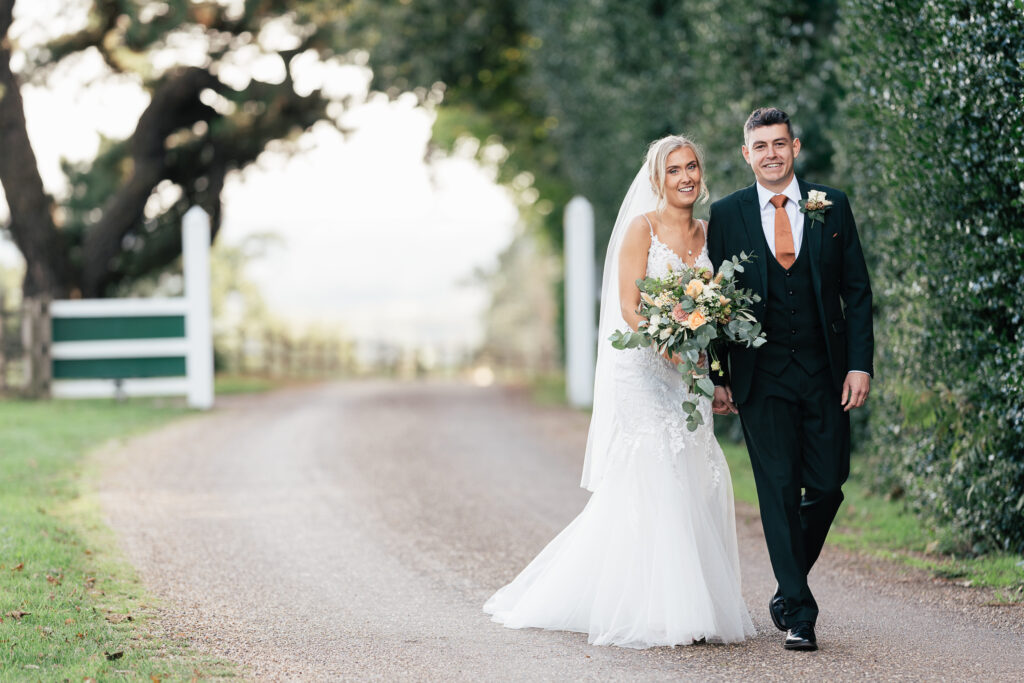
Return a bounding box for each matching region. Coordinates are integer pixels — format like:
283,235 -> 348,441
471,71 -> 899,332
49,207 -> 214,409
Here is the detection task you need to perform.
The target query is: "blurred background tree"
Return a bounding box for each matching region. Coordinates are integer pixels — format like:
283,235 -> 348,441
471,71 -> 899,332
0,0 -> 348,299
352,0 -> 840,248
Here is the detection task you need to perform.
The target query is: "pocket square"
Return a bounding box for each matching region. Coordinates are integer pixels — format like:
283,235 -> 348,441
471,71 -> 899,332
832,232 -> 839,238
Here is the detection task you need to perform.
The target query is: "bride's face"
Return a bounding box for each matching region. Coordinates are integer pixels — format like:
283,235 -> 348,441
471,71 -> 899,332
663,147 -> 701,209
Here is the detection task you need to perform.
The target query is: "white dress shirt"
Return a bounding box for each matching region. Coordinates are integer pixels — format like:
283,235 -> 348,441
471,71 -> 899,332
755,176 -> 804,259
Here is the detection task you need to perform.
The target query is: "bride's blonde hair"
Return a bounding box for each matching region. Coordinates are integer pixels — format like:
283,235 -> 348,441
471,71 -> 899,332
645,135 -> 709,211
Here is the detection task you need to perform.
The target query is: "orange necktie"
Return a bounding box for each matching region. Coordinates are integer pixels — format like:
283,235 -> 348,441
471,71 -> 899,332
770,194 -> 795,269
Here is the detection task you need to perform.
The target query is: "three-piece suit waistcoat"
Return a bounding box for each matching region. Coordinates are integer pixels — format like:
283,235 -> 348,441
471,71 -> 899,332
755,233 -> 829,377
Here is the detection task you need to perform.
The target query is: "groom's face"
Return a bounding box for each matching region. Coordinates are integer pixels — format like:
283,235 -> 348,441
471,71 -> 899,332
742,124 -> 801,190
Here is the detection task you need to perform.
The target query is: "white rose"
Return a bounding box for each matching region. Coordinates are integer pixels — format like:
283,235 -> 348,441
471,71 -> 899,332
650,314 -> 662,327
808,190 -> 825,202
659,328 -> 672,340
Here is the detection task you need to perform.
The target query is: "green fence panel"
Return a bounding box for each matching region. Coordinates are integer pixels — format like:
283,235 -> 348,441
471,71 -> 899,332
52,316 -> 186,342
52,356 -> 187,379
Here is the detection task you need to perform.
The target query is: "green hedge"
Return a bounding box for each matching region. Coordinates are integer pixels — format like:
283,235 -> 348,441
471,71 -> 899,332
839,0 -> 1024,552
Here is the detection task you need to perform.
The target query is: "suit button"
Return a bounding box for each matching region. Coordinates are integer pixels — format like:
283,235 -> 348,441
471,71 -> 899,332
790,348 -> 796,353
791,329 -> 797,335
786,272 -> 792,277
790,309 -> 796,314
788,290 -> 794,296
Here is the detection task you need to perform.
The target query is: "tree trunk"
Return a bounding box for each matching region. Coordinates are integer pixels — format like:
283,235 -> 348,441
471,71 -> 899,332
0,0 -> 72,298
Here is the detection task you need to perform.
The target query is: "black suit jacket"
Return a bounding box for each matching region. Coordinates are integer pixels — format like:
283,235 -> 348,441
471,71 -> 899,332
706,179 -> 874,405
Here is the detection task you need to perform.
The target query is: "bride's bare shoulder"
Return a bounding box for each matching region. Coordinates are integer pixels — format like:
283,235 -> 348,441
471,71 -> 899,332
623,213 -> 655,244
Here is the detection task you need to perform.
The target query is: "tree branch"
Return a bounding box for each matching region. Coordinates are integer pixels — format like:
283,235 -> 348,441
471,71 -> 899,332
42,0 -> 120,65
80,65 -> 221,296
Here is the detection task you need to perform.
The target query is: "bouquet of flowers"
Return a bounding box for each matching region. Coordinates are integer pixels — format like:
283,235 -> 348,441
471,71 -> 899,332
609,253 -> 767,430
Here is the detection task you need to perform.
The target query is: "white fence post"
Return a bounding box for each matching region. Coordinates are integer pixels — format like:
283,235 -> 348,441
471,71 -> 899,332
564,196 -> 595,408
183,206 -> 214,409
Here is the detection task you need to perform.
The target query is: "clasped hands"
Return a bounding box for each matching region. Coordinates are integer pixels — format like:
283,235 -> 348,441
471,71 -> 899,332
711,372 -> 871,416
712,386 -> 738,415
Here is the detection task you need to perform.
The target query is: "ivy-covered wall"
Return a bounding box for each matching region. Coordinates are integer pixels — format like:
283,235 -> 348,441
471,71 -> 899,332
839,0 -> 1024,552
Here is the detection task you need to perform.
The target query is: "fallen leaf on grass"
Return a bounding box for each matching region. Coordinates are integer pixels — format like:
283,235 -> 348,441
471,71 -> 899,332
12,563 -> 23,572
105,613 -> 133,624
5,611 -> 30,620
104,650 -> 124,661
151,675 -> 162,682
65,618 -> 75,625
46,574 -> 62,585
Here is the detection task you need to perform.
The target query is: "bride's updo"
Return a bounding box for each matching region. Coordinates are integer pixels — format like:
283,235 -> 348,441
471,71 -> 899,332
645,134 -> 709,210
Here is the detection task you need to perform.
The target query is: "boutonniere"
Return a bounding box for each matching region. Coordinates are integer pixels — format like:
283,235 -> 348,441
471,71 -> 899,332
798,190 -> 833,225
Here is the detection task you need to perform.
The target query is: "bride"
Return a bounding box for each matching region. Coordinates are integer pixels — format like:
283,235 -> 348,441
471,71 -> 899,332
483,135 -> 755,648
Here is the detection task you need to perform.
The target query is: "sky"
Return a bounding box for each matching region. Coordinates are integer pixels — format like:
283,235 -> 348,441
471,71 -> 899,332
0,1 -> 520,352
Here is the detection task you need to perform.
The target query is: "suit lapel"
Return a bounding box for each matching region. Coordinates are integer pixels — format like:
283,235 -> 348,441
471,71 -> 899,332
738,184 -> 767,297
798,178 -> 822,293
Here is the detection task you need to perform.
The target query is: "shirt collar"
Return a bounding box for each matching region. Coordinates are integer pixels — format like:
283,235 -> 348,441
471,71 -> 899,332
756,176 -> 801,210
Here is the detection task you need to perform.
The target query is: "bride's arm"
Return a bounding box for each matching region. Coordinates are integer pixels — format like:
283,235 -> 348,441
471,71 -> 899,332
617,217 -> 652,332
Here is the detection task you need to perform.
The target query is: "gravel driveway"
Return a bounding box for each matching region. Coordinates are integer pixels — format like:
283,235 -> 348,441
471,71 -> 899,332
99,381 -> 1024,681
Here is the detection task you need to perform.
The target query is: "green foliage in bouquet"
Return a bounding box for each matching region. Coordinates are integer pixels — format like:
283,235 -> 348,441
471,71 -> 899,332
610,254 -> 766,431
839,0 -> 1024,553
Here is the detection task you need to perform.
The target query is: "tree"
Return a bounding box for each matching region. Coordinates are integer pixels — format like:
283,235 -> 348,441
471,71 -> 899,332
354,0 -> 841,252
0,0 -> 342,298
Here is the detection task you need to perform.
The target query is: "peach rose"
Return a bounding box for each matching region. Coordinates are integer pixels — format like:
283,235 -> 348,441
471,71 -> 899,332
719,295 -> 730,306
671,303 -> 689,323
684,279 -> 704,298
688,310 -> 707,330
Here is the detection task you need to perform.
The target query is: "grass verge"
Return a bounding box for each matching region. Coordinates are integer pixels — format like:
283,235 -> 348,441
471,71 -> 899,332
718,436 -> 1024,601
214,374 -> 279,395
0,398 -> 238,680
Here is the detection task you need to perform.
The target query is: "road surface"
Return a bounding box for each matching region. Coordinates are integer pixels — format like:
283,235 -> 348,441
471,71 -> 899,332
99,381 -> 1024,680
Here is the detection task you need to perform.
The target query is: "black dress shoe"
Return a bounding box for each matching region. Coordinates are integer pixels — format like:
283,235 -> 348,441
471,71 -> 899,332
769,590 -> 787,632
784,621 -> 818,651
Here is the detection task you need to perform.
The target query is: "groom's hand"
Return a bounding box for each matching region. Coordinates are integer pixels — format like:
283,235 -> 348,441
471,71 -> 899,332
841,372 -> 871,412
712,385 -> 738,415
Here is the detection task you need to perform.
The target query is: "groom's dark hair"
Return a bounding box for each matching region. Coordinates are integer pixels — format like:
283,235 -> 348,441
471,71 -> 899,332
744,107 -> 794,142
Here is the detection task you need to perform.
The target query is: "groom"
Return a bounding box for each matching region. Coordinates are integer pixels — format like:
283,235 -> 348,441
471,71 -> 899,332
706,107 -> 874,651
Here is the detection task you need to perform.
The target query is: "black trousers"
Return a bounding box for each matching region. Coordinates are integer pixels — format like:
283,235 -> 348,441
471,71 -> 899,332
738,362 -> 850,625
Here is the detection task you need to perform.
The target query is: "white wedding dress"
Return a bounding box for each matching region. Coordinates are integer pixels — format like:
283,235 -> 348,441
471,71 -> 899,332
483,220 -> 755,648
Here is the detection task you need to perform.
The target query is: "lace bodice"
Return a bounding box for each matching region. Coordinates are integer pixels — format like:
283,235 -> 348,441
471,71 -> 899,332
645,218 -> 712,279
